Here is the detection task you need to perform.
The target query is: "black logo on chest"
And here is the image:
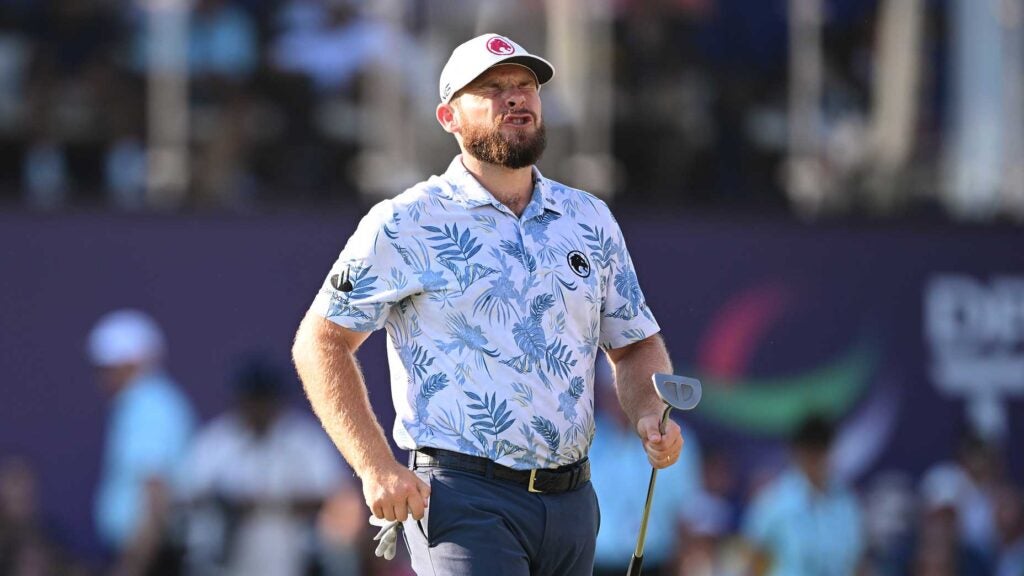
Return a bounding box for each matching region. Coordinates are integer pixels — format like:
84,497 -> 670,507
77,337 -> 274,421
567,251 -> 591,278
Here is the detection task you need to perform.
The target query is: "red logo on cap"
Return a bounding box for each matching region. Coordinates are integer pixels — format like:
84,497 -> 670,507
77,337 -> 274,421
486,37 -> 515,55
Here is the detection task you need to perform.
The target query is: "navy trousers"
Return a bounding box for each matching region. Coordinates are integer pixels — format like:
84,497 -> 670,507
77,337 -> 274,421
402,468 -> 600,576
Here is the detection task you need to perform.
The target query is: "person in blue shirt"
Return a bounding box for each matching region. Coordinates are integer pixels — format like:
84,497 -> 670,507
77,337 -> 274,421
741,414 -> 864,576
87,309 -> 196,576
589,357 -> 704,576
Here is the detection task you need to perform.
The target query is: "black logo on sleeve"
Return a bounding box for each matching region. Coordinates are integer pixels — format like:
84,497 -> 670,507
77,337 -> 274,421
331,267 -> 354,292
567,251 -> 591,278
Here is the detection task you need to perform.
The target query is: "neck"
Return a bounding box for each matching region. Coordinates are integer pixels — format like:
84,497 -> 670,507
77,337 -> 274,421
460,153 -> 534,217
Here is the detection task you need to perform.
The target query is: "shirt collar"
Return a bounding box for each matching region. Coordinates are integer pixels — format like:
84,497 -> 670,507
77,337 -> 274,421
441,155 -> 562,219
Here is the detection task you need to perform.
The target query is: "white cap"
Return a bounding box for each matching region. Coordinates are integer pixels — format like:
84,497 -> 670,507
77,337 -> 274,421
87,309 -> 166,367
439,34 -> 554,103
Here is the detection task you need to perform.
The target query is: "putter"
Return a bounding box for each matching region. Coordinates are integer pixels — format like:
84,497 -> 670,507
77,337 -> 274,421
627,373 -> 702,576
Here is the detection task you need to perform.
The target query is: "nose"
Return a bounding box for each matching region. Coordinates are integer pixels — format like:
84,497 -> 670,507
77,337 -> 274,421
506,91 -> 526,109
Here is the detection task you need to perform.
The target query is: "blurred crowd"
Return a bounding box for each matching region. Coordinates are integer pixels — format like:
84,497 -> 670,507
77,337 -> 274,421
0,0 -> 414,209
0,0 -> 977,216
3,309 -> 1022,576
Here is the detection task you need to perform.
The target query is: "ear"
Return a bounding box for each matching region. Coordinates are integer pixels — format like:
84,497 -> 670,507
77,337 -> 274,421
436,102 -> 459,134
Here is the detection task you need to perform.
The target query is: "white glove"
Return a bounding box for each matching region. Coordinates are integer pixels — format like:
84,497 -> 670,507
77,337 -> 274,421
368,515 -> 402,560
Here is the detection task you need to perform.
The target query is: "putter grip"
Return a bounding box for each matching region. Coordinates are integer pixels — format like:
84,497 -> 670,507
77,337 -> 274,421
627,554 -> 643,576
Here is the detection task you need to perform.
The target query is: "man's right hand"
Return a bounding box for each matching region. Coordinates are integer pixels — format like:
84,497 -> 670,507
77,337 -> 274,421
362,461 -> 431,521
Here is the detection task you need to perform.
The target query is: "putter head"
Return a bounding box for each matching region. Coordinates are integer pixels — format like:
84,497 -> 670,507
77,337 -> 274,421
652,373 -> 702,411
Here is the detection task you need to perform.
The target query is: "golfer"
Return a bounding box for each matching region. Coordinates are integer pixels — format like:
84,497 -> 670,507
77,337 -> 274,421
292,33 -> 684,575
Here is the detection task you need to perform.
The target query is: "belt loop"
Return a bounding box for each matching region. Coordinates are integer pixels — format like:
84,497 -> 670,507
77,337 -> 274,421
485,459 -> 494,479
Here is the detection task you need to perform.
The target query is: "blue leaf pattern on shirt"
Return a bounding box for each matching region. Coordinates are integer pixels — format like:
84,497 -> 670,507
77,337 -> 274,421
472,249 -> 519,325
394,239 -> 449,292
523,211 -> 560,244
608,265 -> 645,320
531,416 -> 560,453
422,223 -> 496,292
557,376 -> 585,421
502,294 -> 571,389
578,223 -> 619,270
414,373 -> 450,424
311,161 -> 660,468
436,313 -> 500,376
499,240 -> 537,274
465,390 -> 518,459
345,265 -> 378,300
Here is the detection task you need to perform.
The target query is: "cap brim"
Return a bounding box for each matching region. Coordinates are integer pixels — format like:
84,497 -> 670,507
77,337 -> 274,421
494,55 -> 554,85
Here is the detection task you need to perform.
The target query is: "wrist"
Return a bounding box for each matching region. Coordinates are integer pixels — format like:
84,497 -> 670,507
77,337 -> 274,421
357,455 -> 404,481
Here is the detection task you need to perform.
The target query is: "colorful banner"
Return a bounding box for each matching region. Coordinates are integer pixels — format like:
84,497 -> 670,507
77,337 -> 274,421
0,212 -> 1021,556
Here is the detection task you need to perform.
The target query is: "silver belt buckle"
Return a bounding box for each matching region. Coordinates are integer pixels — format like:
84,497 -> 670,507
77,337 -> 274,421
528,469 -> 543,493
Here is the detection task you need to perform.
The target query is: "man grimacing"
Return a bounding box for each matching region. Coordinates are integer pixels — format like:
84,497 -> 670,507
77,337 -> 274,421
292,33 -> 685,575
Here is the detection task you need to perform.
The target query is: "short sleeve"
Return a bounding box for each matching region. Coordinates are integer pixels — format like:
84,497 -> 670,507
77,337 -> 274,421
598,216 -> 660,349
309,200 -> 421,332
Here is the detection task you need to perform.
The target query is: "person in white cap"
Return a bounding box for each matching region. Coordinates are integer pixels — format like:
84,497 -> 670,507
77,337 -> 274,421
293,33 -> 684,575
87,309 -> 196,576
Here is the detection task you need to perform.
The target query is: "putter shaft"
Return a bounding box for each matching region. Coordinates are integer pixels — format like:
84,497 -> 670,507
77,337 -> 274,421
632,405 -> 672,559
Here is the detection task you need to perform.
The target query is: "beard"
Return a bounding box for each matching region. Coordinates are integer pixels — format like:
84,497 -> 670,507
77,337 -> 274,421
460,116 -> 547,169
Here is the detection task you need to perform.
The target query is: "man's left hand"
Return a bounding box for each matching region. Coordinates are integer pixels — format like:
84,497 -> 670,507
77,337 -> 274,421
636,413 -> 684,469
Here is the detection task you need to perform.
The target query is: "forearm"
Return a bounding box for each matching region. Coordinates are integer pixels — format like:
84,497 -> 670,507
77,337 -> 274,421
293,316 -> 394,479
610,335 -> 673,429
111,480 -> 168,576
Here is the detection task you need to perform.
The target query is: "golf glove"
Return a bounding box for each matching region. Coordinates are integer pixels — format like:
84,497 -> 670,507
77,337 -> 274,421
368,516 -> 402,560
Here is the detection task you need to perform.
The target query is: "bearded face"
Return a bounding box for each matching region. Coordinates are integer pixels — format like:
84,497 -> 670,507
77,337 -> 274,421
458,110 -> 547,169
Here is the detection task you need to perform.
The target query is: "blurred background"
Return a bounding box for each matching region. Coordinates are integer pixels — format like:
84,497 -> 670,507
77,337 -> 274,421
1,0 -> 1023,574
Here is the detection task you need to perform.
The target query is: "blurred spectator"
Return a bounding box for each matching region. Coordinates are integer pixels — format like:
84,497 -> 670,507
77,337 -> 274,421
185,0 -> 259,207
913,430 -> 1003,566
894,463 -> 991,576
262,0 -> 424,202
180,355 -> 349,576
0,456 -> 82,575
22,138 -> 69,209
994,483 -> 1024,576
677,447 -> 739,576
269,0 -> 402,94
87,309 -> 197,576
20,0 -> 125,208
314,486 -> 365,576
611,0 -> 719,204
128,0 -> 257,81
590,358 -> 703,576
861,471 -> 918,576
125,0 -> 259,207
740,414 -> 864,576
0,0 -> 1017,219
0,9 -> 31,137
955,431 -> 1003,558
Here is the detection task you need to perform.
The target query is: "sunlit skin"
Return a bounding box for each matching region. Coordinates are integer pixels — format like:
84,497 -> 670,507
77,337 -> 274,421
441,63 -> 543,141
95,363 -> 145,396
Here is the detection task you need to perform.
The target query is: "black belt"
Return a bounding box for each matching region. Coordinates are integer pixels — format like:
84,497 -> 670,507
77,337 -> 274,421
409,447 -> 590,494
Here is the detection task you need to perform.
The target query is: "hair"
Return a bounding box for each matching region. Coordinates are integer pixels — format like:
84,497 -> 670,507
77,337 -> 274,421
791,413 -> 836,450
232,355 -> 285,399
